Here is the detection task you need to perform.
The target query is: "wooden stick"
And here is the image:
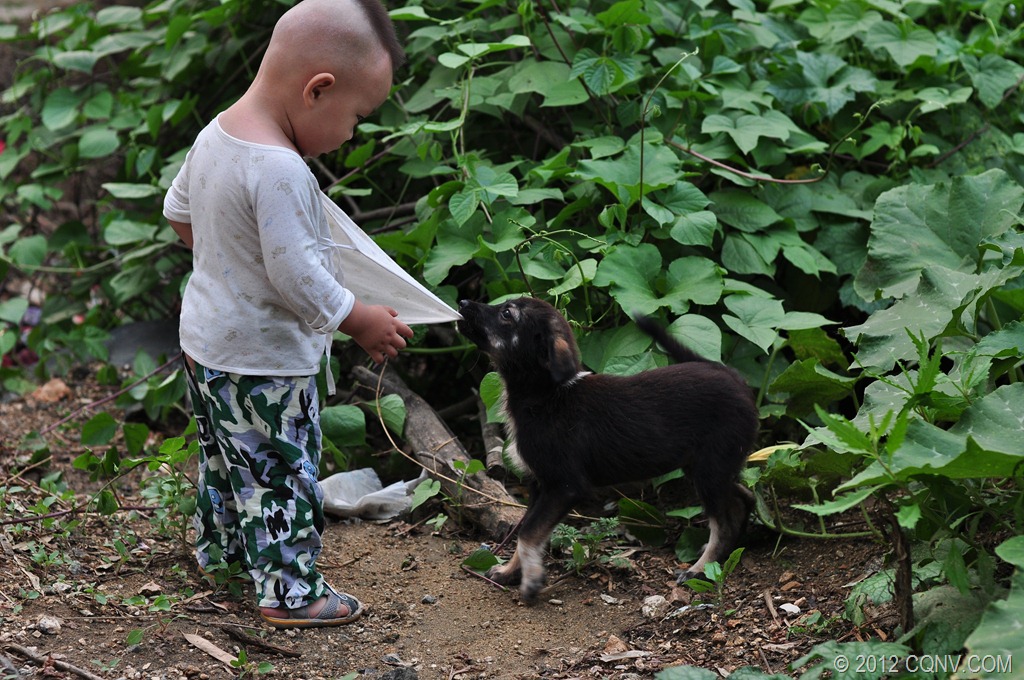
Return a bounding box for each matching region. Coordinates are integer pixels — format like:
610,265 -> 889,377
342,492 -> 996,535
351,365 -> 523,539
4,643 -> 105,680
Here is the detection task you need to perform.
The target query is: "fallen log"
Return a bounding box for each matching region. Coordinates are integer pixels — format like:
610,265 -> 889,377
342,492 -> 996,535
351,365 -> 522,540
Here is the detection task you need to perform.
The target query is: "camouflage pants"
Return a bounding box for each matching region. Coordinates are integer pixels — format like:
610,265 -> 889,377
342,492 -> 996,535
184,358 -> 327,609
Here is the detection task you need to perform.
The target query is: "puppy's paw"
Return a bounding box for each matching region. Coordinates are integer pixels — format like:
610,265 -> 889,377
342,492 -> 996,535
486,563 -> 521,586
519,576 -> 546,605
675,568 -> 702,584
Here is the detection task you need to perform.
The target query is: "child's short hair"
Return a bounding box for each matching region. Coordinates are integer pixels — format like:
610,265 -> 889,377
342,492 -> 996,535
355,0 -> 406,73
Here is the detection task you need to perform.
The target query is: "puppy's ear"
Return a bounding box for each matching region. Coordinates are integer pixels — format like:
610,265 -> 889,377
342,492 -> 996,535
541,324 -> 579,384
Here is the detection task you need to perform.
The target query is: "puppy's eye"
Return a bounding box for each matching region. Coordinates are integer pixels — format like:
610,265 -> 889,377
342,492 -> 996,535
500,308 -> 513,319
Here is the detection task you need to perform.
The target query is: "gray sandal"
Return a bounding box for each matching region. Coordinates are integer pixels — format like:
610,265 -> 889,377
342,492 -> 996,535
260,585 -> 365,629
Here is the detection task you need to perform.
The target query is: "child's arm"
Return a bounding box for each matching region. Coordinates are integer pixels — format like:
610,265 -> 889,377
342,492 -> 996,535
340,300 -> 414,364
169,219 -> 194,249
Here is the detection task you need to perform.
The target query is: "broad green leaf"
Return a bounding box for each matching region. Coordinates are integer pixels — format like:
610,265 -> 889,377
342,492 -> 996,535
375,393 -> 406,436
721,233 -> 775,276
961,53 -> 1024,110
52,50 -> 99,73
82,412 -> 118,446
863,21 -> 937,67
438,52 -> 470,68
79,127 -> 120,159
321,404 -> 367,448
410,478 -> 441,511
664,256 -> 724,313
389,5 -> 433,20
423,218 -> 481,285
593,243 -> 663,316
709,190 -> 781,232
573,144 -> 679,207
767,51 -> 876,117
768,358 -> 857,416
479,372 -> 506,423
448,190 -> 478,227
105,219 -> 159,245
701,110 -> 799,153
854,170 -> 1024,300
461,547 -> 500,571
670,210 -> 718,247
8,235 -> 47,267
41,87 -> 81,130
96,6 -> 143,26
963,572 -> 1024,666
995,536 -> 1024,569
722,295 -> 785,352
102,182 -> 163,199
0,297 -> 28,325
470,166 -> 518,203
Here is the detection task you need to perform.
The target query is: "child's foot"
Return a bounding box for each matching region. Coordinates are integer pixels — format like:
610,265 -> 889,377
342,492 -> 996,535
259,585 -> 364,629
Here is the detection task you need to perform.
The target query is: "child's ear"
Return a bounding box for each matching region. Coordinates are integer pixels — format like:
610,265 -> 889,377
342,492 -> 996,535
303,73 -> 336,105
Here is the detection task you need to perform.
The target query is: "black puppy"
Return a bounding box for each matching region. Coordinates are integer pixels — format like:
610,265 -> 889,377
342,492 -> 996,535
458,297 -> 757,604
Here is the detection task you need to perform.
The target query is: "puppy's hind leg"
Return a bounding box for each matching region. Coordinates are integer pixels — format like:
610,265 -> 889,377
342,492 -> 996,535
677,482 -> 754,583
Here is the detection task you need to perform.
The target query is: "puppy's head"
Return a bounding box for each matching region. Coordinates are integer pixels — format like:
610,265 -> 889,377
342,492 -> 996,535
458,297 -> 581,386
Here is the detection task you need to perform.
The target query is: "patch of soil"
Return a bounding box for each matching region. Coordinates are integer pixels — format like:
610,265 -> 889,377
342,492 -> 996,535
0,370 -> 894,680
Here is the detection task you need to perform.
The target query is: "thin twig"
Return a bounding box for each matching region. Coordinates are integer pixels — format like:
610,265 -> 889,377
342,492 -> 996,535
40,353 -> 182,435
4,643 -> 105,680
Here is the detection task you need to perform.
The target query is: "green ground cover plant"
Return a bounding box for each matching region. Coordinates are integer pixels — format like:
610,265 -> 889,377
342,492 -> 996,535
2,0 -> 1022,675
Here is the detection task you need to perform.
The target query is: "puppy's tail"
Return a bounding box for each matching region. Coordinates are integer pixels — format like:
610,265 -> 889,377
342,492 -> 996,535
635,315 -> 709,364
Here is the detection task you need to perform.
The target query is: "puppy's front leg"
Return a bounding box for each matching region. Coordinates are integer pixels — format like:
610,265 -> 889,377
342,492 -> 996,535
491,485 -> 578,604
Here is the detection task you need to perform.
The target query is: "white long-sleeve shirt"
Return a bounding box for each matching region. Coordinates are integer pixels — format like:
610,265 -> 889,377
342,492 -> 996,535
163,117 -> 355,376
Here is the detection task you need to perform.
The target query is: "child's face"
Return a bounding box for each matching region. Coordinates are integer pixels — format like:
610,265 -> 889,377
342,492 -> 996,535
299,57 -> 393,157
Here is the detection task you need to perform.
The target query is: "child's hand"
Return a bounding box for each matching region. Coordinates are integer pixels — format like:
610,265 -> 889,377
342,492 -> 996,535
340,301 -> 414,364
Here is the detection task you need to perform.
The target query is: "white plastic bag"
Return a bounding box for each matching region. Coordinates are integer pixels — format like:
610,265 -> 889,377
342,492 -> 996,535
320,193 -> 461,325
320,467 -> 427,521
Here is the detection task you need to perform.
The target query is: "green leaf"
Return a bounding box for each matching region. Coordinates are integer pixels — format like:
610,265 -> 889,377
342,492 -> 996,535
0,297 -> 28,325
462,546 -> 500,572
768,358 -> 857,416
448,190 -> 479,227
7,235 -> 47,270
665,315 -> 722,362
52,50 -> 99,73
410,478 -> 441,511
41,87 -> 81,130
321,404 -> 367,448
722,295 -> 784,352
573,144 -> 679,207
854,170 -> 1024,300
594,243 -> 663,316
960,53 -> 1024,109
375,393 -> 406,436
792,484 -> 882,516
79,127 -> 120,159
963,573 -> 1024,665
709,190 -> 782,232
701,110 -> 799,153
995,536 -> 1024,569
103,219 -> 157,246
122,423 -> 149,456
479,372 -> 506,423
82,412 -> 118,447
102,183 -> 162,199
95,489 -> 119,515
862,21 -> 937,67
664,256 -> 724,313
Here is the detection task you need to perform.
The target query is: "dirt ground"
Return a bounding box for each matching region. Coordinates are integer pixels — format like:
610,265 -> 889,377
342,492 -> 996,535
0,367 -> 895,680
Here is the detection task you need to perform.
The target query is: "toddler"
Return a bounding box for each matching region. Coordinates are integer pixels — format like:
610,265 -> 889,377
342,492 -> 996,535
163,0 -> 411,628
